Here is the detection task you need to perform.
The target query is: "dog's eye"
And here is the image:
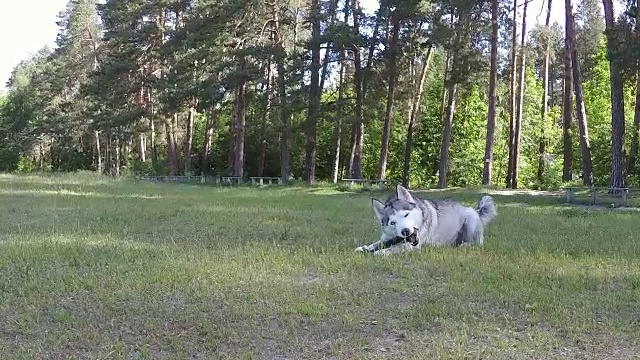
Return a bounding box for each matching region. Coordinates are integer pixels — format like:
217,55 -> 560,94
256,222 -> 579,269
404,213 -> 409,218
390,221 -> 396,226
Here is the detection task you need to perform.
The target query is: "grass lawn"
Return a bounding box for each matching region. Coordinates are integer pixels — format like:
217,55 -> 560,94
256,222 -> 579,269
0,173 -> 639,359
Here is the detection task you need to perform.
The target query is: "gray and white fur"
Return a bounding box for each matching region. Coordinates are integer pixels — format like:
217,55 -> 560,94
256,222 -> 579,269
355,185 -> 497,256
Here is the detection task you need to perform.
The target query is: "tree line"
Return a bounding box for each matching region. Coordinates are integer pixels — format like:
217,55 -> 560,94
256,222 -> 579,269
0,0 -> 638,190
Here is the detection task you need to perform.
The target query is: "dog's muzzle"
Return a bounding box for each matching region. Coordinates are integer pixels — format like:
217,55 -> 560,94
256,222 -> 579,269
398,228 -> 419,246
405,230 -> 419,246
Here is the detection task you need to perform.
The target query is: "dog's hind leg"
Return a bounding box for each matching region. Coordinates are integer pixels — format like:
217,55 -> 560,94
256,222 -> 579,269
455,216 -> 484,247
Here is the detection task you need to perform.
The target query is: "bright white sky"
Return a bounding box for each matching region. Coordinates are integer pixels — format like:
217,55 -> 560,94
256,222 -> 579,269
0,0 -> 68,92
0,0 -> 615,93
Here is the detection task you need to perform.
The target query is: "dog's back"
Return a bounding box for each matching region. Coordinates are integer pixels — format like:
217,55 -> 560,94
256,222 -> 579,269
414,196 -> 494,247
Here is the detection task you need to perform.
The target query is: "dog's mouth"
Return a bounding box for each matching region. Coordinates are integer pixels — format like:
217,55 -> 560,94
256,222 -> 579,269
404,230 -> 419,246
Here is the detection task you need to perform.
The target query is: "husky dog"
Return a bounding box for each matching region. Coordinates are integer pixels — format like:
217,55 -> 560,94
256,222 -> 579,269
355,185 -> 497,256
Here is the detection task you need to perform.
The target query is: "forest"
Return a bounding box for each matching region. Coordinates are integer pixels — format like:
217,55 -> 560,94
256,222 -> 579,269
0,0 -> 638,189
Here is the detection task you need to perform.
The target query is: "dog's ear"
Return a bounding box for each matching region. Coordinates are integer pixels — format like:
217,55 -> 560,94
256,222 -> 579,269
371,199 -> 386,223
396,184 -> 415,203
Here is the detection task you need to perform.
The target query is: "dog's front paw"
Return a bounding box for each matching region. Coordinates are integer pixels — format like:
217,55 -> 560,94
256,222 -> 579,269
355,245 -> 370,253
373,249 -> 392,256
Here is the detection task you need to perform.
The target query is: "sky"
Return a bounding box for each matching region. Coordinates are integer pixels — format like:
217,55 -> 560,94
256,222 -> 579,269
0,0 -> 617,94
0,0 -> 68,93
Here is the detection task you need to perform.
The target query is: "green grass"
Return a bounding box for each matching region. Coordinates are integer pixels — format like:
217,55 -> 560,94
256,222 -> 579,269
0,173 -> 639,359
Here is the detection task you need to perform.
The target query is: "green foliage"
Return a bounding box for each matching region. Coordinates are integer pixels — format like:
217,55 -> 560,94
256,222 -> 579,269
0,0 -> 636,192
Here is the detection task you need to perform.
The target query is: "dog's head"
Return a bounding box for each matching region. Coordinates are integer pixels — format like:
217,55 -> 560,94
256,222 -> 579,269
372,185 -> 421,245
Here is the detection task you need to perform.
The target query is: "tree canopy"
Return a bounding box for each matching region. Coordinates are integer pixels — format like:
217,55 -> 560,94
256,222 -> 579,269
1,0 -> 639,189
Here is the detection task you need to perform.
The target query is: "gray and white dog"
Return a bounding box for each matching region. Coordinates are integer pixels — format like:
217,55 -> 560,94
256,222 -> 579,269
355,185 -> 497,255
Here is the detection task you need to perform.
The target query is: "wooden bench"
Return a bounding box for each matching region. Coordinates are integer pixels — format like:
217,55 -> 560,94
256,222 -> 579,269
220,176 -> 243,185
139,175 -> 205,183
340,178 -> 390,189
563,186 -> 635,207
249,176 -> 283,185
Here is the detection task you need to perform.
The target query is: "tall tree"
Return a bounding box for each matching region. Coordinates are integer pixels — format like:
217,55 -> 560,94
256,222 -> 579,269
304,0 -> 322,184
436,0 -> 490,188
349,0 -> 381,179
232,66 -> 247,178
537,0 -> 553,184
257,59 -> 274,177
510,0 -> 528,189
330,0 -> 351,184
273,7 -> 291,184
331,50 -> 347,183
567,4 -> 593,185
602,0 -> 627,189
377,10 -> 401,182
630,0 -> 640,176
482,0 -> 499,185
201,108 -> 217,175
403,44 -> 433,187
562,0 -> 574,182
506,0 -> 519,188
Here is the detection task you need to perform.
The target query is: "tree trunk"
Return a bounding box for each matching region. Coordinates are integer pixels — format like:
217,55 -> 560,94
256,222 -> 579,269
350,0 -> 382,179
629,2 -> 640,176
511,0 -> 528,189
184,100 -> 197,175
331,54 -> 348,183
106,132 -> 111,175
233,76 -> 247,178
377,16 -> 400,182
538,0 -> 553,185
349,1 -> 365,180
172,111 -> 180,170
94,130 -> 102,173
165,115 -> 178,175
144,86 -> 158,171
482,0 -> 499,185
432,51 -> 451,177
568,9 -> 593,186
632,74 -> 640,176
139,133 -> 146,163
39,141 -> 44,169
437,82 -> 457,189
403,45 -> 433,188
439,52 -> 451,119
331,2 -> 350,184
347,123 -> 357,176
304,0 -> 321,184
138,86 -> 147,164
124,138 -> 132,169
351,56 -> 364,180
228,110 -> 236,173
562,0 -> 574,182
114,135 -> 121,177
150,118 -> 157,170
278,71 -> 291,184
273,9 -> 291,184
437,38 -> 460,189
602,0 -> 626,190
201,108 -> 217,175
506,0 -> 518,188
331,66 -> 345,184
257,61 -> 274,177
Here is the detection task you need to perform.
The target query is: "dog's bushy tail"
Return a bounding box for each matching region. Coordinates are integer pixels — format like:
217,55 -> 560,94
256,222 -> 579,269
476,195 -> 496,225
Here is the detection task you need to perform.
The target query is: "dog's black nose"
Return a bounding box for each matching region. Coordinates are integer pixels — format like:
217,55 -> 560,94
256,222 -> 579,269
401,228 -> 411,237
